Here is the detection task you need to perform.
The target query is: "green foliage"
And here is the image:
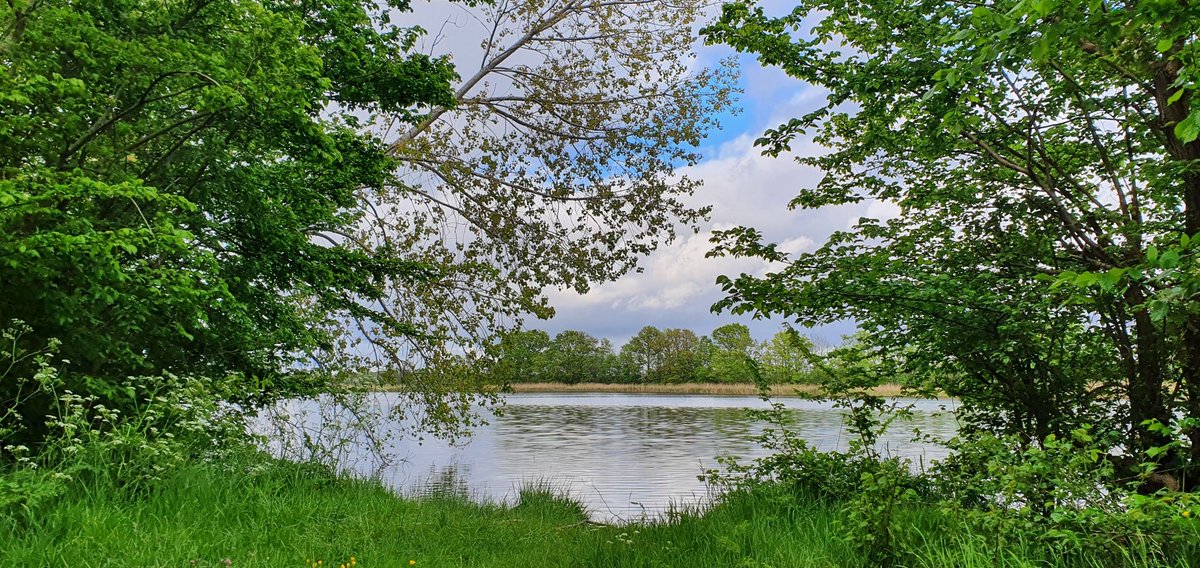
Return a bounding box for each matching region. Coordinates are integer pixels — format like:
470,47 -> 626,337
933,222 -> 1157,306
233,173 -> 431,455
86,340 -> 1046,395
704,329 -> 1199,568
935,427 -> 1119,514
484,330 -> 554,384
1,322 -> 247,528
704,363 -> 925,510
351,0 -> 739,388
615,325 -> 706,383
702,0 -> 1200,475
713,382 -> 1199,566
2,0 -> 740,449
621,326 -> 666,382
758,329 -> 817,384
708,429 -> 877,505
487,324 -> 830,385
702,324 -> 758,384
544,331 -> 622,384
837,459 -> 922,568
0,467 -> 66,527
930,426 -> 1200,564
656,328 -> 703,384
0,0 -> 468,447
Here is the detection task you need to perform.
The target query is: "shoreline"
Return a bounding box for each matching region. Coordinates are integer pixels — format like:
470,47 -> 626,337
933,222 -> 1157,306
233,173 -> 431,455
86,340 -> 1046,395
367,381 -> 953,398
503,382 -> 936,398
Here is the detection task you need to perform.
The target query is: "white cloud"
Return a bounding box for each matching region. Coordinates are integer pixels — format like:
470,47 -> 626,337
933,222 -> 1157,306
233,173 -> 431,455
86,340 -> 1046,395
542,115 -> 881,344
863,200 -> 902,224
778,236 -> 815,255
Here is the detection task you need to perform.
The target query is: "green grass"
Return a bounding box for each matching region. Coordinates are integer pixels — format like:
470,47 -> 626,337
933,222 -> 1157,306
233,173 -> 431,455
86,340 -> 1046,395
1,453 -> 1196,568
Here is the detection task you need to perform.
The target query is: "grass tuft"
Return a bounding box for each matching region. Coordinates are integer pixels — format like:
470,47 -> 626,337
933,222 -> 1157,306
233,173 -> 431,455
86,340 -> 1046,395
513,482 -> 591,525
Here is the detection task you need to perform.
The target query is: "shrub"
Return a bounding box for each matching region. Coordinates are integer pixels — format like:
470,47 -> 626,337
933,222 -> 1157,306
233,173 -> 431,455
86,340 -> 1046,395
932,426 -> 1200,564
2,321 -> 247,516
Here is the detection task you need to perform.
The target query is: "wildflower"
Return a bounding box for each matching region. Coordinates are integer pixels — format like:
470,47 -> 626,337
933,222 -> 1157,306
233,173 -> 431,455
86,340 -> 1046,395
1184,510 -> 1193,518
410,561 -> 417,566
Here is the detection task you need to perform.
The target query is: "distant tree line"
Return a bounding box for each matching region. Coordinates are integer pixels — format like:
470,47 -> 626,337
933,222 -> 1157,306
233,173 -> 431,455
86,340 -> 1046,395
483,324 -> 828,384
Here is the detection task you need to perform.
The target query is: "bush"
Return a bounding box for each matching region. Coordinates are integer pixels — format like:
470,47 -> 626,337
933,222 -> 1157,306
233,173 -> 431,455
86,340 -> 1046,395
2,322 -> 247,517
931,426 -> 1200,565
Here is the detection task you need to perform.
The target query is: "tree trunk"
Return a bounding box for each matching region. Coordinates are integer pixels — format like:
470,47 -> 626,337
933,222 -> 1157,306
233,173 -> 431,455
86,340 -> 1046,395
1126,287 -> 1173,454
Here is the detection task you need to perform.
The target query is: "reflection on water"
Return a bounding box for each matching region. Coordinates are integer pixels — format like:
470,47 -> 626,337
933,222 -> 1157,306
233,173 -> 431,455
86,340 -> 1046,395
266,393 -> 958,523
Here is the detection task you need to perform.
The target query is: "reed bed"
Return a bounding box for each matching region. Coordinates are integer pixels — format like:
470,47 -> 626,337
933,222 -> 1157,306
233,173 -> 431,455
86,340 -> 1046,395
506,381 -> 918,397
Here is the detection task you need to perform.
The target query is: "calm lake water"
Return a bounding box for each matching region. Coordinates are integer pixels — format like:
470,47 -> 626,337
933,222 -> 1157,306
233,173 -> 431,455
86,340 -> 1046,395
262,393 -> 958,522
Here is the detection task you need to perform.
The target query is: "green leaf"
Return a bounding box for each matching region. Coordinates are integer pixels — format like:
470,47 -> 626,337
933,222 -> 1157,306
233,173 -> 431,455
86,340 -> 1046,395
1175,112 -> 1200,144
1098,268 -> 1125,291
1159,250 -> 1180,269
1150,301 -> 1170,322
1156,38 -> 1175,53
1032,38 -> 1050,60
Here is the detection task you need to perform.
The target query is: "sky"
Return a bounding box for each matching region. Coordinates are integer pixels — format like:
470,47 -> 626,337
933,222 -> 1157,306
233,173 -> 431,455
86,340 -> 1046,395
544,43 -> 886,347
409,1 -> 888,347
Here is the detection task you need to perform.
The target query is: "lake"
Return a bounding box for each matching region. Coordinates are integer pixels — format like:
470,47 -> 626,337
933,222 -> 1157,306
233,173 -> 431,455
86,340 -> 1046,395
260,393 -> 958,523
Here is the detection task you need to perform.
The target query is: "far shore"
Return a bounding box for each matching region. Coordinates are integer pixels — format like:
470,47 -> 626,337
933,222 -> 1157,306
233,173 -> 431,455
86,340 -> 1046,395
505,382 -> 936,397
372,381 -> 947,398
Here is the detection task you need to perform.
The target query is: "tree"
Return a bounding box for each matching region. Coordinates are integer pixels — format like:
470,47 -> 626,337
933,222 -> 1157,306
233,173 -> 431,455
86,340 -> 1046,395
658,328 -> 702,383
545,330 -> 617,384
703,0 -> 1200,476
621,326 -> 664,382
2,0 -> 735,447
759,329 -> 816,384
484,329 -> 552,384
336,0 -> 739,374
0,0 -> 461,445
703,323 -> 757,383
712,323 -> 755,355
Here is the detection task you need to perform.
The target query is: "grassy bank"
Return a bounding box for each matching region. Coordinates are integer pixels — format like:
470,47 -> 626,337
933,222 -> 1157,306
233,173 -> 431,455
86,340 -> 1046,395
2,452 -> 1192,568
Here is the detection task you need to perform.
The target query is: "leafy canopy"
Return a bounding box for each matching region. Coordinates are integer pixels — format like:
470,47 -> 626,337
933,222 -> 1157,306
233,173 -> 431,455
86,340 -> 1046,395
703,0 -> 1200,473
0,0 -> 456,443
